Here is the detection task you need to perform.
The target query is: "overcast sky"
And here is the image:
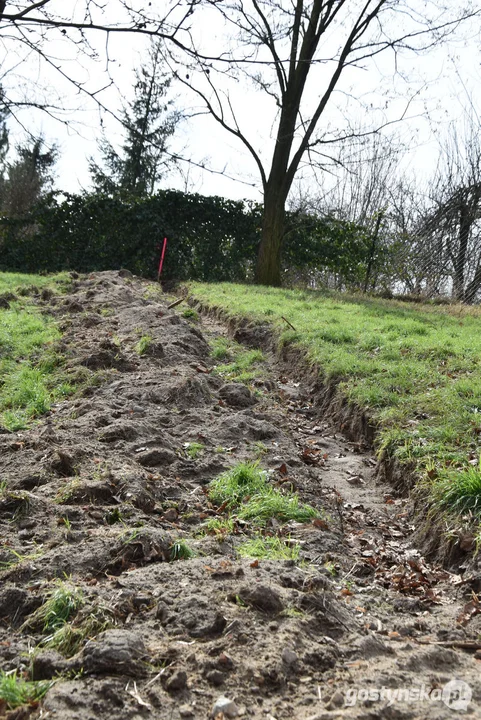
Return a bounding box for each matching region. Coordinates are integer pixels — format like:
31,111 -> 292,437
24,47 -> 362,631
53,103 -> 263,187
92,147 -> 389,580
4,2 -> 481,203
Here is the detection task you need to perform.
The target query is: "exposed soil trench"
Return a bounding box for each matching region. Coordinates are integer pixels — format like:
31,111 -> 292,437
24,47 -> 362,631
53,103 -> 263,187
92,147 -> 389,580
0,271 -> 480,720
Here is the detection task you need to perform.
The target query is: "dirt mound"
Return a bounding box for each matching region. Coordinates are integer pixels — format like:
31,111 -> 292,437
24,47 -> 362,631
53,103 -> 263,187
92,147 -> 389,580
0,271 -> 479,719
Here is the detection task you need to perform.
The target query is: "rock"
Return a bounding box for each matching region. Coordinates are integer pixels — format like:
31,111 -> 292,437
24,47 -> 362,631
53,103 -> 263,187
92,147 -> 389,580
206,669 -> 224,686
144,341 -> 165,359
179,705 -> 195,718
166,670 -> 188,692
31,650 -> 67,680
136,448 -> 176,467
50,450 -> 76,477
162,507 -> 178,522
219,383 -> 257,408
212,696 -> 239,718
281,647 -> 298,666
187,610 -> 227,638
80,629 -> 148,676
237,584 -> 284,614
217,653 -> 234,671
326,690 -> 344,709
355,633 -> 394,659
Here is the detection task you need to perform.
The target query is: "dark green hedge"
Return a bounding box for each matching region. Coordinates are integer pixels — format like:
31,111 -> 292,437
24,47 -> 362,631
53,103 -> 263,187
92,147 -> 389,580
0,189 -> 378,285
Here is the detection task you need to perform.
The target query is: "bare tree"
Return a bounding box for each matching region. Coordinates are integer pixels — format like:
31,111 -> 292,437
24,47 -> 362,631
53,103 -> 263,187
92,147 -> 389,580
417,113 -> 481,303
1,2 -> 480,287
163,1 -> 480,285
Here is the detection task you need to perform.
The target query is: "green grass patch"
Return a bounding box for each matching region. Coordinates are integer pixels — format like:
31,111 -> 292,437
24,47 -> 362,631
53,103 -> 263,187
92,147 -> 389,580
22,580 -> 84,633
170,538 -> 195,560
238,535 -> 300,561
135,334 -> 153,355
0,670 -> 52,710
209,462 -> 319,526
209,462 -> 267,508
184,441 -> 205,459
432,464 -> 481,515
190,282 -> 481,528
214,345 -> 265,383
182,307 -> 199,322
0,272 -> 74,430
210,337 -> 233,361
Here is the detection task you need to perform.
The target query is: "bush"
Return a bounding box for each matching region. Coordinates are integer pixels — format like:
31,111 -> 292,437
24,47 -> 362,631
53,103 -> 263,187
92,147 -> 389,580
0,190 -> 384,286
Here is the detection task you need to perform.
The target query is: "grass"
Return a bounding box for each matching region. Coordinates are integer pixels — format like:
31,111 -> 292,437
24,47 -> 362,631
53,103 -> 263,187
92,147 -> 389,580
170,538 -> 195,560
190,281 -> 481,530
41,607 -> 112,657
0,272 -> 74,431
205,517 -> 235,536
213,343 -> 266,383
209,462 -> 268,508
20,580 -> 111,658
22,580 -> 84,633
238,535 -> 300,561
210,337 -> 233,361
432,463 -> 481,515
184,441 -> 205,459
0,670 -> 52,710
209,462 -> 319,526
182,307 -> 199,321
135,334 -> 153,355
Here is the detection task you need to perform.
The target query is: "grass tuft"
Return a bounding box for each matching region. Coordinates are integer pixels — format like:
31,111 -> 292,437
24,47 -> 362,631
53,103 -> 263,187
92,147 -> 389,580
170,539 -> 195,560
135,335 -> 153,355
0,670 -> 52,710
22,580 -> 83,633
238,535 -> 300,561
433,465 -> 481,515
209,462 -> 266,508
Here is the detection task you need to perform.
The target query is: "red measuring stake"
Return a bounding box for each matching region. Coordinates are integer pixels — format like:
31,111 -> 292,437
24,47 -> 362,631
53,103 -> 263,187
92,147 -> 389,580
157,237 -> 168,281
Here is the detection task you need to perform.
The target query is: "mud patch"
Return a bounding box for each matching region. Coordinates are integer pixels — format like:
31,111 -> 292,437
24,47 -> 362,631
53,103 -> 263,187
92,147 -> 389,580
0,271 -> 480,720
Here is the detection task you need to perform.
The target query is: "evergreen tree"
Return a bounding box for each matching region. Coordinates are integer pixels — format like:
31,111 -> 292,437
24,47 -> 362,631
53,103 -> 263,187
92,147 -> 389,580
2,137 -> 58,215
90,41 -> 179,196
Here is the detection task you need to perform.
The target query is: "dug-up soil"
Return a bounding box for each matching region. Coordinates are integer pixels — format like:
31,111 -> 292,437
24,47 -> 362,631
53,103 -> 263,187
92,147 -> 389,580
1,271 -> 480,720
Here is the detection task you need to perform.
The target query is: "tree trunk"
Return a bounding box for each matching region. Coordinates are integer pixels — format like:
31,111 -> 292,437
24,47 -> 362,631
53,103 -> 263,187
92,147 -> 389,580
255,188 -> 286,286
452,201 -> 471,301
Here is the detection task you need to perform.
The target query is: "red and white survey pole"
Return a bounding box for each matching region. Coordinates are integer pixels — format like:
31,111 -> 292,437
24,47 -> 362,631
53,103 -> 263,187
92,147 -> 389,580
157,237 -> 168,281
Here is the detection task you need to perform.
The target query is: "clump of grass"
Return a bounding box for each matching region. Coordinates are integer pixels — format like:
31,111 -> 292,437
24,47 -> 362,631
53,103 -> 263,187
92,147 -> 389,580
239,489 -> 319,525
105,507 -> 123,525
22,581 -> 84,633
170,538 -> 195,560
0,670 -> 52,710
432,464 -> 481,515
238,535 -> 300,561
209,462 -> 319,526
210,337 -> 232,361
214,348 -> 265,383
0,547 -> 43,572
209,462 -> 267,508
253,441 -> 268,457
184,441 -> 205,459
205,517 -> 235,536
42,607 -> 112,657
135,335 -> 153,355
182,308 -> 199,322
